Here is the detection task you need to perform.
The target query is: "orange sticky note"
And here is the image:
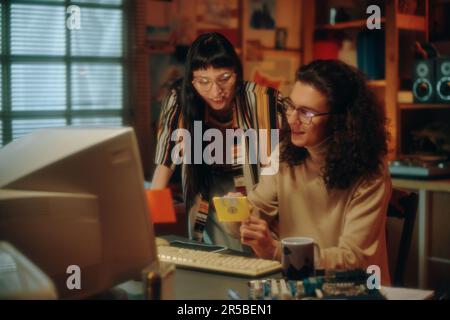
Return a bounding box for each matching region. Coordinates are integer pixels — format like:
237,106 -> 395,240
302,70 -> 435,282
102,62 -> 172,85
146,188 -> 177,224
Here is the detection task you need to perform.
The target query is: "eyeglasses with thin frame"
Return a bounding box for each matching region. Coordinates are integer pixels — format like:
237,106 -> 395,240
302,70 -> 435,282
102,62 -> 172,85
282,97 -> 334,125
192,71 -> 236,92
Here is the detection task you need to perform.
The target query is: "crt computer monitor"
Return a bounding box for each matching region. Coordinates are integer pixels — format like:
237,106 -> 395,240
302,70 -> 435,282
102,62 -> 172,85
0,127 -> 157,299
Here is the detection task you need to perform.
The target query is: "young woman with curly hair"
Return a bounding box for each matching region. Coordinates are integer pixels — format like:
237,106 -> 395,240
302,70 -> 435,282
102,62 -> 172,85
227,60 -> 392,284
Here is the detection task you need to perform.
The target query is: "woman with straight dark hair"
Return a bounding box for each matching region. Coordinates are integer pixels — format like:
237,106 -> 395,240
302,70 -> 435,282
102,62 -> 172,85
227,60 -> 392,284
152,32 -> 283,251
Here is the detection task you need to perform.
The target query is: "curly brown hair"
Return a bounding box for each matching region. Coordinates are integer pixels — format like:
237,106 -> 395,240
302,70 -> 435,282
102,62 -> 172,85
280,60 -> 389,189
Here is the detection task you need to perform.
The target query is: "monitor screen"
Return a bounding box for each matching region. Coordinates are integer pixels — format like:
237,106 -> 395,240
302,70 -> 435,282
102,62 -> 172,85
0,127 -> 157,299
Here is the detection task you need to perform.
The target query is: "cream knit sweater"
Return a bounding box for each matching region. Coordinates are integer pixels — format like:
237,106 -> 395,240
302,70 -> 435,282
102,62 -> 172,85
226,138 -> 392,285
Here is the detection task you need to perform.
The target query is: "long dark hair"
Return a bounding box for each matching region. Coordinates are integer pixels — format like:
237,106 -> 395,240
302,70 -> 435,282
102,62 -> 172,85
280,60 -> 389,189
180,32 -> 243,201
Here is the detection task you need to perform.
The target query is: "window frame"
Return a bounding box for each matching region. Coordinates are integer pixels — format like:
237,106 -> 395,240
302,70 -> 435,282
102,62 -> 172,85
0,0 -> 129,145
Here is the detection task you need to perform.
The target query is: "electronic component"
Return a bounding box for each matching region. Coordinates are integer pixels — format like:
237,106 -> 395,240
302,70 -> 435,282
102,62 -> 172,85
247,269 -> 386,300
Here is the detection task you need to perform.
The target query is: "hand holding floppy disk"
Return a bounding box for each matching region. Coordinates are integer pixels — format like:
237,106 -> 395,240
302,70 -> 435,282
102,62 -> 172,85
213,195 -> 250,222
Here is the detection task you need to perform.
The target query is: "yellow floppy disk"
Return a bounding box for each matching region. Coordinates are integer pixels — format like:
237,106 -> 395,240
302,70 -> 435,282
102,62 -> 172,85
213,196 -> 250,222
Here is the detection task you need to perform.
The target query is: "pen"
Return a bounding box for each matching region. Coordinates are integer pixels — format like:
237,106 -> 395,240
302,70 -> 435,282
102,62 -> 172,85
227,289 -> 242,300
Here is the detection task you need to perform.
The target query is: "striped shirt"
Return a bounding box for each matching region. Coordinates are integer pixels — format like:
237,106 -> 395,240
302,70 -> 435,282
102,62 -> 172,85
155,81 -> 285,243
155,81 -> 284,171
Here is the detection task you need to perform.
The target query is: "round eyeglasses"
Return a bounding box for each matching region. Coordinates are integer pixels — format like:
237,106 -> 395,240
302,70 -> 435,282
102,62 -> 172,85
192,72 -> 236,92
282,98 -> 334,125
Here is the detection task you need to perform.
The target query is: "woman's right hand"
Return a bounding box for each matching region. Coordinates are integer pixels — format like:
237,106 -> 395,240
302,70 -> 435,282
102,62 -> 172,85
240,215 -> 277,259
225,193 -> 276,258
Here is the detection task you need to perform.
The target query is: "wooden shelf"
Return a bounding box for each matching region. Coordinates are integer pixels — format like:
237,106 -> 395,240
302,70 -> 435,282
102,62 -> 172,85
148,48 -> 175,54
147,46 -> 243,55
147,43 -> 175,54
259,48 -> 302,55
399,103 -> 450,110
368,80 -> 386,87
392,178 -> 450,193
315,14 -> 425,32
397,14 -> 427,32
302,0 -> 431,159
316,18 -> 386,30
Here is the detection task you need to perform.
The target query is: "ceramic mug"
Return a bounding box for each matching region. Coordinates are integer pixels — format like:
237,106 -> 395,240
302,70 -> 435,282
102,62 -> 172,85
281,237 -> 320,280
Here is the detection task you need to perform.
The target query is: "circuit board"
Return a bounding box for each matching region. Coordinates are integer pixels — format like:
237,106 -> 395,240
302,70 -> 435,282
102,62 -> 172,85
248,269 -> 386,300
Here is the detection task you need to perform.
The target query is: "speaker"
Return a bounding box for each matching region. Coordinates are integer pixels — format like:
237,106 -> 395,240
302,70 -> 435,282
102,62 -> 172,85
413,60 -> 435,103
436,58 -> 450,103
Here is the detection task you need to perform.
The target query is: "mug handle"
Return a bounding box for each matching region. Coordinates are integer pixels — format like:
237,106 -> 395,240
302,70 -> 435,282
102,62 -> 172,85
312,242 -> 321,268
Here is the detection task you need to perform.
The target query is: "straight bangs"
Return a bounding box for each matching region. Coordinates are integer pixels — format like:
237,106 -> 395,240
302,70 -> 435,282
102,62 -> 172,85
190,46 -> 236,74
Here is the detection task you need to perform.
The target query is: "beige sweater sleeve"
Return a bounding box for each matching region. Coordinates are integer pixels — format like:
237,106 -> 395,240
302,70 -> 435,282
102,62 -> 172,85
318,169 -> 392,270
247,171 -> 280,245
247,173 -> 279,217
247,145 -> 280,218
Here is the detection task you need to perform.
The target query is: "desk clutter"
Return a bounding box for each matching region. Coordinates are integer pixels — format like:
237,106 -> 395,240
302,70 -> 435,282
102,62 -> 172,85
248,269 -> 385,300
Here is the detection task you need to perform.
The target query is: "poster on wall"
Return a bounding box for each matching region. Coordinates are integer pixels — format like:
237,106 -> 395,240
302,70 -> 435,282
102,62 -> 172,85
147,0 -> 197,48
245,51 -> 300,96
196,0 -> 240,47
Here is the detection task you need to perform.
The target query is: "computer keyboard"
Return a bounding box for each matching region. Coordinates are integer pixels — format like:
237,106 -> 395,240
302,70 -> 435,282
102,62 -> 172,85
157,245 -> 282,277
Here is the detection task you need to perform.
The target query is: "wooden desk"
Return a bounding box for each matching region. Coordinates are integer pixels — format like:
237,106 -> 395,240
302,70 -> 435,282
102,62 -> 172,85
392,178 -> 450,289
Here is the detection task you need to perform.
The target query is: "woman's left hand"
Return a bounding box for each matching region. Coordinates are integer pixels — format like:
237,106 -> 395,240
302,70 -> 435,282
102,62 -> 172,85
240,215 -> 278,259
